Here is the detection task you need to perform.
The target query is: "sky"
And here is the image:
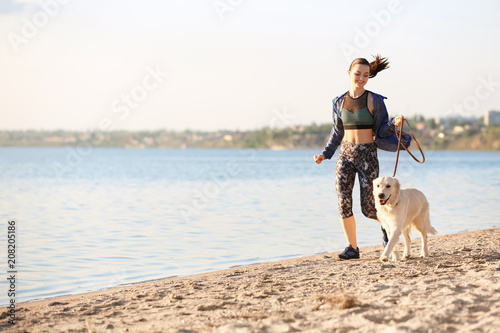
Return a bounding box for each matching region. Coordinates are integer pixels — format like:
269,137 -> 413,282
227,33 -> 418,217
1,0 -> 500,131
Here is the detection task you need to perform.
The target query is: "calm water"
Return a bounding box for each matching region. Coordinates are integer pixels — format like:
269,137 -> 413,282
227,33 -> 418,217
0,148 -> 499,305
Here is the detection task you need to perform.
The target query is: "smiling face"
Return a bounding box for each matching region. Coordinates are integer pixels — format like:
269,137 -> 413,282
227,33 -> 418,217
348,63 -> 370,89
373,177 -> 400,206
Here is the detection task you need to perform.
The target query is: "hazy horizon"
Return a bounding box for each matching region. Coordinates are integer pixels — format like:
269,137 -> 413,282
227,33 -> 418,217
1,0 -> 500,132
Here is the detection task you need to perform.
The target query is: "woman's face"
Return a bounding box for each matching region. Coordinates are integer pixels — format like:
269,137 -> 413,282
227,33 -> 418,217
348,64 -> 370,89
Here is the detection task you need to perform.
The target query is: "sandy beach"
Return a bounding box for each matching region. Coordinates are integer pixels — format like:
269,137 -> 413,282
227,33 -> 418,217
2,227 -> 499,332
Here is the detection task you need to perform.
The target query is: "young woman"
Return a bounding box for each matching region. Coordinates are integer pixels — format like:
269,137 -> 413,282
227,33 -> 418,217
314,55 -> 407,260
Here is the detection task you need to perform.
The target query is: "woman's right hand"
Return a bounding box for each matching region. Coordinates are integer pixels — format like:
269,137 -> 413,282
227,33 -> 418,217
314,154 -> 325,164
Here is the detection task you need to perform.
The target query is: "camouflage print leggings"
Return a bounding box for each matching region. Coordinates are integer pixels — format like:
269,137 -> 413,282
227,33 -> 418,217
335,141 -> 379,220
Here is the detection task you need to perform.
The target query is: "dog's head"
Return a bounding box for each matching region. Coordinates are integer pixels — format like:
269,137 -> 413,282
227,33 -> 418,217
373,176 -> 400,206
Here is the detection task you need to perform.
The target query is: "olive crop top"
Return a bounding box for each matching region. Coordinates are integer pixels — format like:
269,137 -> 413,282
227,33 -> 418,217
341,90 -> 374,130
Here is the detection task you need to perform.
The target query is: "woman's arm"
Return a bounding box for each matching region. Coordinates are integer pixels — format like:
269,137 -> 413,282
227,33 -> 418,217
321,97 -> 345,160
371,92 -> 411,149
372,93 -> 396,138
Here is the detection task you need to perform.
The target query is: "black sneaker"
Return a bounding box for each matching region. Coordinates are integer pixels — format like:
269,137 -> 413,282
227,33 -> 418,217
338,245 -> 360,260
381,227 -> 389,247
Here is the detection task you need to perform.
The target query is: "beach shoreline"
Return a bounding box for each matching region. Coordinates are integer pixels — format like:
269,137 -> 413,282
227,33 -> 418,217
2,227 -> 499,332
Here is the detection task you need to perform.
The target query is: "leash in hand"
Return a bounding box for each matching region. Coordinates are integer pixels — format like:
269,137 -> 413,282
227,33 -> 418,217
393,116 -> 425,177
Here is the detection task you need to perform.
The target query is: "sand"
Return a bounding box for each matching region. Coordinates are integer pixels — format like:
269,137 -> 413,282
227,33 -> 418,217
1,228 -> 499,332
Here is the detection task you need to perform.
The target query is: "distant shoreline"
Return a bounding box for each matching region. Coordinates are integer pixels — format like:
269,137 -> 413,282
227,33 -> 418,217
1,121 -> 499,151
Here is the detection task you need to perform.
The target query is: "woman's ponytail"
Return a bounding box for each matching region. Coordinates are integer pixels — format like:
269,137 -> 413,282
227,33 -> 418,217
369,54 -> 389,78
349,54 -> 390,78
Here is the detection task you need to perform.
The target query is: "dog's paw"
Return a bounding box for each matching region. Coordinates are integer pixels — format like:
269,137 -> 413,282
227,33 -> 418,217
391,257 -> 400,262
379,256 -> 388,262
403,254 -> 411,259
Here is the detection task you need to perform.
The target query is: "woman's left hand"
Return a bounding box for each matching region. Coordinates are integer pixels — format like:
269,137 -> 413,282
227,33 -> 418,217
394,116 -> 403,127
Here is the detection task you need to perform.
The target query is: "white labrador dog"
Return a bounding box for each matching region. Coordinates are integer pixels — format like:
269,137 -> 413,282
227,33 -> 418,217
373,176 -> 437,261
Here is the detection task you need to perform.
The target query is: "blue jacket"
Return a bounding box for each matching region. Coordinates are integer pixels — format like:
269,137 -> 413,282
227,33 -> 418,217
321,90 -> 411,159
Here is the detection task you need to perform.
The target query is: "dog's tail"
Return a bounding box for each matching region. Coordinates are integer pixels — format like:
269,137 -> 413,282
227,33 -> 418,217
429,226 -> 438,235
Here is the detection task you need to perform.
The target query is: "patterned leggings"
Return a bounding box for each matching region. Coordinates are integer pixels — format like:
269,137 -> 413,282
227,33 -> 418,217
335,141 -> 379,220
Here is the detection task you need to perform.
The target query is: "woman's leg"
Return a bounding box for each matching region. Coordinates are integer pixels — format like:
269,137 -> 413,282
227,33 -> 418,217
340,215 -> 357,249
336,144 -> 357,248
356,144 -> 388,245
357,144 -> 379,220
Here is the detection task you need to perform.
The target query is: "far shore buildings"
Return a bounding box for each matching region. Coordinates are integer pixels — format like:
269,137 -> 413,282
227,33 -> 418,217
433,110 -> 500,129
484,110 -> 500,126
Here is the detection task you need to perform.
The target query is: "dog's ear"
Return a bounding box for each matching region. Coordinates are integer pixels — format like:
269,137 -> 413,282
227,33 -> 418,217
394,179 -> 400,192
390,178 -> 401,206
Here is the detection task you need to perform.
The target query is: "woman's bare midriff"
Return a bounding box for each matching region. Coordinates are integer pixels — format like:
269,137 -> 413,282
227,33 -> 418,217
343,128 -> 374,144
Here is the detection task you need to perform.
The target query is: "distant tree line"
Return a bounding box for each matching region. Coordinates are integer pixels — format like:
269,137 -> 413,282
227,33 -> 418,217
0,115 -> 499,151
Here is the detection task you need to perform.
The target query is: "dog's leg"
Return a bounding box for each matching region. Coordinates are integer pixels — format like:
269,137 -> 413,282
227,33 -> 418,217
391,246 -> 400,261
380,227 -> 402,262
402,228 -> 411,258
415,204 -> 431,258
420,232 -> 429,258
